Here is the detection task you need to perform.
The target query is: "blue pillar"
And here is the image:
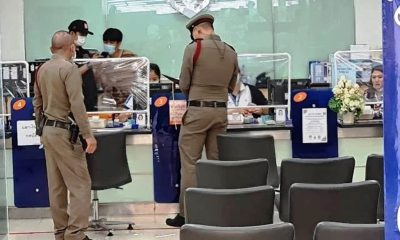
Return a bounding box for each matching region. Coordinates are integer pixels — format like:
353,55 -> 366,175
383,0 -> 400,239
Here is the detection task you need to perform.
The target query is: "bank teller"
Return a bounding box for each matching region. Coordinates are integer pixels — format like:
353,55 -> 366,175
228,76 -> 268,118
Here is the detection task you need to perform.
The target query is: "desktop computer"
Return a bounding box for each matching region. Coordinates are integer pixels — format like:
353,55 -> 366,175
267,79 -> 310,104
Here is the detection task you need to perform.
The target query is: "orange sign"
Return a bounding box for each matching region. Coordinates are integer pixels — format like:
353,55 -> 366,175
154,96 -> 168,108
293,92 -> 307,103
13,99 -> 26,111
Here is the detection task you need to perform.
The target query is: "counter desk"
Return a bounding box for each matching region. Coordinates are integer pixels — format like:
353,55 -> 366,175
5,120 -> 382,213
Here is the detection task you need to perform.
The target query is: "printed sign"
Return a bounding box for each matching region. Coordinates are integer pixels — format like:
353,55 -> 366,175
169,100 -> 187,125
302,108 -> 327,144
17,120 -> 41,146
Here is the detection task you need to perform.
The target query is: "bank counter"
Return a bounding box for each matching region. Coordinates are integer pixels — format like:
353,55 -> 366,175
5,87 -> 382,216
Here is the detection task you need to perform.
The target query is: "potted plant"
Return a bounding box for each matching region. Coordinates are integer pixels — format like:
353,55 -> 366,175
328,77 -> 365,124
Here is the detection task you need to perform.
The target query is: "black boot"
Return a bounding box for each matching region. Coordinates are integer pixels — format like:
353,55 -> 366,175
166,214 -> 185,227
82,236 -> 92,240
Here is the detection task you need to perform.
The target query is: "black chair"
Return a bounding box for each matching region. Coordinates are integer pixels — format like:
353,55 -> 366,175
217,134 -> 279,188
278,157 -> 355,221
185,186 -> 275,227
196,159 -> 268,189
365,154 -> 384,221
86,131 -> 134,235
180,223 -> 295,240
313,222 -> 384,240
289,181 -> 380,240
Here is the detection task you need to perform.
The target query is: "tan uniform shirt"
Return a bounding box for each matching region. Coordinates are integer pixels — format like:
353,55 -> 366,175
179,34 -> 239,101
33,54 -> 93,139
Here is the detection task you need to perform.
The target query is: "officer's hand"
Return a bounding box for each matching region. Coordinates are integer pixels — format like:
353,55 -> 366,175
85,136 -> 97,154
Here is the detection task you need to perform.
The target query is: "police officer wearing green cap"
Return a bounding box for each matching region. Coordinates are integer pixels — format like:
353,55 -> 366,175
166,13 -> 239,227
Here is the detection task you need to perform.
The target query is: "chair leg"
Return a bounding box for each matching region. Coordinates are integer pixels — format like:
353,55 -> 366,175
89,190 -> 135,233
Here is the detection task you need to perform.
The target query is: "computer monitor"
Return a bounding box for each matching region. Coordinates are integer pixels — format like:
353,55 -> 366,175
150,82 -> 174,96
267,79 -> 310,104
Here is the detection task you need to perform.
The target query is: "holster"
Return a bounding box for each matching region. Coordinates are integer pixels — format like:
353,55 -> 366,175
69,124 -> 80,144
36,116 -> 46,136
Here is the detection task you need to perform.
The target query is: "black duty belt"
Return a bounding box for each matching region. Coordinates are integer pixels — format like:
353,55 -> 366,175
45,119 -> 71,130
188,100 -> 226,108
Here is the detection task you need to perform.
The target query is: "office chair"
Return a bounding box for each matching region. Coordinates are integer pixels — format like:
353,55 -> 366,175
365,154 -> 384,221
217,134 -> 279,188
278,157 -> 355,221
86,131 -> 134,236
181,223 -> 294,240
289,181 -> 380,240
313,222 -> 384,240
185,186 -> 275,227
196,159 -> 268,189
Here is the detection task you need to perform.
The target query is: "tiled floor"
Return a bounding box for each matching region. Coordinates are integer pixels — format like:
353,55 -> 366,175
7,214 -> 180,240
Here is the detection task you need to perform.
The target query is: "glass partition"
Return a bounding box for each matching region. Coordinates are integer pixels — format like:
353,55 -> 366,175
272,0 -> 355,78
333,50 -> 383,119
105,0 -> 274,77
75,57 -> 151,127
228,53 -> 291,123
0,34 -> 9,239
23,0 -> 356,79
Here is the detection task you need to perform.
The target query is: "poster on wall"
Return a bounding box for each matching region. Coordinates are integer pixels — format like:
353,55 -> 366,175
302,108 -> 327,144
169,100 -> 187,125
383,0 -> 400,239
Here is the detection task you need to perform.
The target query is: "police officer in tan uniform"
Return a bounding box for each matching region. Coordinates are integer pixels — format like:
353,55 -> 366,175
33,31 -> 97,240
166,14 -> 239,227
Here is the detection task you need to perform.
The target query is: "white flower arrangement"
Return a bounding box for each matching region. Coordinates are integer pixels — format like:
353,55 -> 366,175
328,77 -> 365,117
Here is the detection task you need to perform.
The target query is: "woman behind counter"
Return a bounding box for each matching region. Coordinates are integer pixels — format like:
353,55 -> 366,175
365,65 -> 383,102
364,65 -> 383,119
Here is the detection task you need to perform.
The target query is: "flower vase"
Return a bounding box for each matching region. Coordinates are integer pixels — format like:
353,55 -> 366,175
342,112 -> 355,124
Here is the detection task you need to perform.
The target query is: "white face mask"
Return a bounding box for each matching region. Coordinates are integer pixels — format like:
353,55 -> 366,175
75,35 -> 87,47
104,44 -> 116,55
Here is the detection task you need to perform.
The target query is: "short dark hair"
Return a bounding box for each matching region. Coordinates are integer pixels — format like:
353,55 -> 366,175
150,63 -> 161,78
103,28 -> 123,42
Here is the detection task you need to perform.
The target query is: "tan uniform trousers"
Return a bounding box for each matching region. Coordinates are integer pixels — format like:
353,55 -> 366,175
178,106 -> 227,216
42,126 -> 91,240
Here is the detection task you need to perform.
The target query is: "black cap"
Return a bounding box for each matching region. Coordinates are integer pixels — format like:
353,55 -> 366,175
68,20 -> 93,35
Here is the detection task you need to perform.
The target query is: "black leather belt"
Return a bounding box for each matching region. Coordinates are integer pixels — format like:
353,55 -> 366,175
45,119 -> 71,130
188,100 -> 226,108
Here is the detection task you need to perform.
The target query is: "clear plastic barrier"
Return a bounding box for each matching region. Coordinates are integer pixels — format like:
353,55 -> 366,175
74,57 -> 150,127
333,50 -> 383,106
230,53 -> 291,120
1,61 -> 30,118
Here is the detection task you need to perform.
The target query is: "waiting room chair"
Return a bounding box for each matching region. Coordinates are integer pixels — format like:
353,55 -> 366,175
278,157 -> 355,221
365,154 -> 384,221
185,186 -> 275,227
289,181 -> 380,240
86,131 -> 134,236
180,223 -> 294,240
313,222 -> 384,240
196,159 -> 268,189
217,133 -> 279,188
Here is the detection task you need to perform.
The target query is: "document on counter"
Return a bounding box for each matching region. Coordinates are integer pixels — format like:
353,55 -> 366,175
17,120 -> 41,146
302,108 -> 327,144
